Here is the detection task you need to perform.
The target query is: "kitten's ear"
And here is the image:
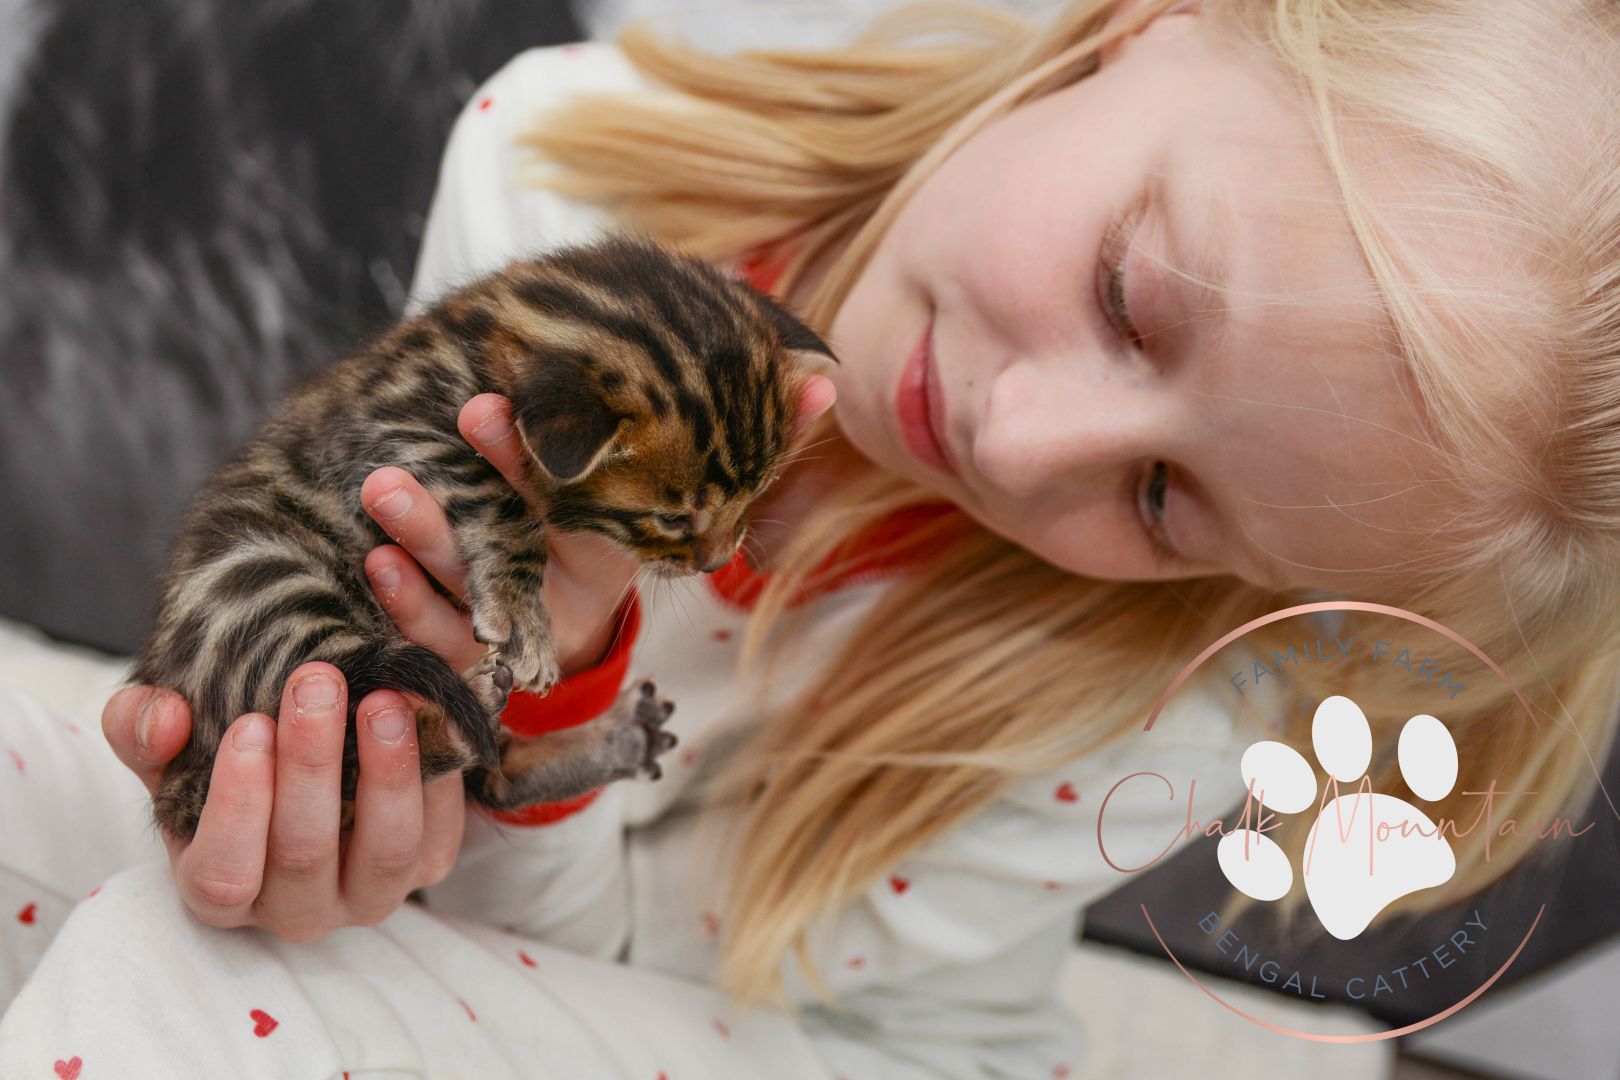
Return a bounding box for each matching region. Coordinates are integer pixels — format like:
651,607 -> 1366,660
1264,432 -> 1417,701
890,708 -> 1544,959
512,361 -> 628,483
755,295 -> 838,365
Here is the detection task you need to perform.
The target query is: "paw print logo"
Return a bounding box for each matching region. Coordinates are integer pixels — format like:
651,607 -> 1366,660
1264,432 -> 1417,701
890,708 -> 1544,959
1217,695 -> 1459,940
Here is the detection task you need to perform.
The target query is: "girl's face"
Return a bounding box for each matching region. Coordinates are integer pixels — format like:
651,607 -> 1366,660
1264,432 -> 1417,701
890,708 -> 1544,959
819,1 -> 1459,592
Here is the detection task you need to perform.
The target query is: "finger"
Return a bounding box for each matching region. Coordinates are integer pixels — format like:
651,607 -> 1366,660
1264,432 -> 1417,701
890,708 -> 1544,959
457,394 -> 529,493
417,772 -> 467,888
361,466 -> 469,600
342,690 -> 424,925
175,712 -> 276,928
365,546 -> 484,671
102,686 -> 192,797
257,661 -> 348,941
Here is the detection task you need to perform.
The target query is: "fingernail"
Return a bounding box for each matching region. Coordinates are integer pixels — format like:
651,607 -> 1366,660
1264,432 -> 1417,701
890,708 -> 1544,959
373,486 -> 413,521
233,715 -> 273,752
366,706 -> 410,745
369,562 -> 400,597
471,412 -> 514,446
293,674 -> 340,715
135,690 -> 160,754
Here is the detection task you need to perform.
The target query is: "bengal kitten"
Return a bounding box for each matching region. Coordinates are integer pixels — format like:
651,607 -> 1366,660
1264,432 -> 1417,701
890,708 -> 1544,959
134,234 -> 836,841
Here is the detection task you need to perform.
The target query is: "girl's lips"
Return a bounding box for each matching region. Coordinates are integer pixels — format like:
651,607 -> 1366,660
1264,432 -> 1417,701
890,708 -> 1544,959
896,314 -> 959,477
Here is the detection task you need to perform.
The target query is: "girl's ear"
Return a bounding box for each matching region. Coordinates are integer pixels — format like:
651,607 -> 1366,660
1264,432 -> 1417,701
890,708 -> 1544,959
510,357 -> 629,483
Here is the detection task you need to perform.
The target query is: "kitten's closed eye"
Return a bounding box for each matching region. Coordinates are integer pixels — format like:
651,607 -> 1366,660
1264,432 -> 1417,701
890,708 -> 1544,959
656,513 -> 694,533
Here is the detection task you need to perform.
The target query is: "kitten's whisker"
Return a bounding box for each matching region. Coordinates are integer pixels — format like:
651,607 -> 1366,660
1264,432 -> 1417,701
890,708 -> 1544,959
602,566 -> 647,637
787,433 -> 840,456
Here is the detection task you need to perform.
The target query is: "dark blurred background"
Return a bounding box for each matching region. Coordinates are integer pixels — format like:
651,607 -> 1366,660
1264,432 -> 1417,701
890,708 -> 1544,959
0,0 -> 583,651
0,1 -> 1613,1075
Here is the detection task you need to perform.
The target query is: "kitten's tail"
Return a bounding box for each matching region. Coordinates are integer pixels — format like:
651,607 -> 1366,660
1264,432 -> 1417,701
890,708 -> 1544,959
332,638 -> 502,771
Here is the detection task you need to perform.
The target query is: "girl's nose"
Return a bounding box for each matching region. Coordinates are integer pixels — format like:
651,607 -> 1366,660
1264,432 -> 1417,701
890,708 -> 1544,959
971,358 -> 1171,501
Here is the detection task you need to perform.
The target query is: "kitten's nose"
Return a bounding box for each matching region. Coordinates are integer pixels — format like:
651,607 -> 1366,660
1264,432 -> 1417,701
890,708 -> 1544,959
696,538 -> 739,574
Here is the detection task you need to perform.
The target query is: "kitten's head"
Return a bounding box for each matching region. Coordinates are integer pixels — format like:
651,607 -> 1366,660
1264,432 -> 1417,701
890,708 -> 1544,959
488,235 -> 837,577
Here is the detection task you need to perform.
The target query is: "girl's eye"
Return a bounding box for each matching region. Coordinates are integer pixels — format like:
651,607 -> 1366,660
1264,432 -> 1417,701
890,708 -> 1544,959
1098,217 -> 1144,348
656,512 -> 693,532
1138,460 -> 1180,565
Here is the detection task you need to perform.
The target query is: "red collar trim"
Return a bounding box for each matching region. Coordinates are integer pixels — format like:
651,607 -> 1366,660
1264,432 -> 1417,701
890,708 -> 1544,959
735,236 -> 796,296
708,501 -> 964,612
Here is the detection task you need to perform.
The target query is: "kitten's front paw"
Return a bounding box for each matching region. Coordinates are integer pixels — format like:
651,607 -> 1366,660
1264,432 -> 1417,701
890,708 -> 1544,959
505,624 -> 561,696
470,604 -> 514,651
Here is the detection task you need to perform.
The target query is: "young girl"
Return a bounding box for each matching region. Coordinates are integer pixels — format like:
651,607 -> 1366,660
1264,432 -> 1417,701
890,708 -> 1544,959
3,0 -> 1617,1074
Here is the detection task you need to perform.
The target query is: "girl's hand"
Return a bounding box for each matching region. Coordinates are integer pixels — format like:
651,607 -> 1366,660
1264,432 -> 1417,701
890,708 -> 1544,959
101,668 -> 466,942
358,394 -> 645,678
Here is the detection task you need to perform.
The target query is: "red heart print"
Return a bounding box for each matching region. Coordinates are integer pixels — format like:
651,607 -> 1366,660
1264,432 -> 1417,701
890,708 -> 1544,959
1052,1064 -> 1071,1079
846,956 -> 865,970
460,999 -> 477,1022
8,748 -> 24,774
681,748 -> 702,767
249,1009 -> 278,1037
54,1058 -> 82,1080
477,96 -> 494,111
86,887 -> 102,899
699,912 -> 720,937
712,1019 -> 730,1039
1043,880 -> 1061,890
711,628 -> 732,642
17,902 -> 36,925
66,723 -> 81,735
518,950 -> 538,968
1054,782 -> 1078,803
889,874 -> 910,894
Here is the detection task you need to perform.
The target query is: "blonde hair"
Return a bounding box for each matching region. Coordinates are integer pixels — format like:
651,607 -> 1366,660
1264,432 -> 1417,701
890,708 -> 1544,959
516,0 -> 1620,1008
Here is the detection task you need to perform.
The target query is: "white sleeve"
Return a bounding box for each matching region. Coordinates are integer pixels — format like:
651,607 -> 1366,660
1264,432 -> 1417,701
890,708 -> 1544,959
404,41 -> 652,316
411,42 -> 654,960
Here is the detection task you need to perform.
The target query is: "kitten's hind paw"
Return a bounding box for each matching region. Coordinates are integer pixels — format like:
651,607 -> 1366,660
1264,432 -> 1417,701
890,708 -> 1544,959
465,653 -> 514,718
615,678 -> 678,782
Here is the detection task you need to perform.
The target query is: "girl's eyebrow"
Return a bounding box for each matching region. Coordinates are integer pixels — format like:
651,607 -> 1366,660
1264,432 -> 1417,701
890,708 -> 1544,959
1156,158 -> 1235,353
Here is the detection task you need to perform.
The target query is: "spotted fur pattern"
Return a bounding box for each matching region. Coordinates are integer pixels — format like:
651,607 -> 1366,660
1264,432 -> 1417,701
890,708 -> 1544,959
134,233 -> 836,840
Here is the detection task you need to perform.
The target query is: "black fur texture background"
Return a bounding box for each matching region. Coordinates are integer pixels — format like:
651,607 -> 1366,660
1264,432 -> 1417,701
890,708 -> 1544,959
0,0 -> 582,653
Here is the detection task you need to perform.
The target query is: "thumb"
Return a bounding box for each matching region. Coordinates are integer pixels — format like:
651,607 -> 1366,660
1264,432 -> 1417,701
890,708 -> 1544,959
102,685 -> 193,796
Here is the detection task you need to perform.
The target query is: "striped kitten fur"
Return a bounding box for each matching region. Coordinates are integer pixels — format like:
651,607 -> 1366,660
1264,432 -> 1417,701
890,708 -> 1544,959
134,234 -> 837,841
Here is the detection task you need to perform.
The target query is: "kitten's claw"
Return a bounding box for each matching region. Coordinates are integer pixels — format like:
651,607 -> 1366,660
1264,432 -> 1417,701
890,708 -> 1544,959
466,654 -> 513,718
